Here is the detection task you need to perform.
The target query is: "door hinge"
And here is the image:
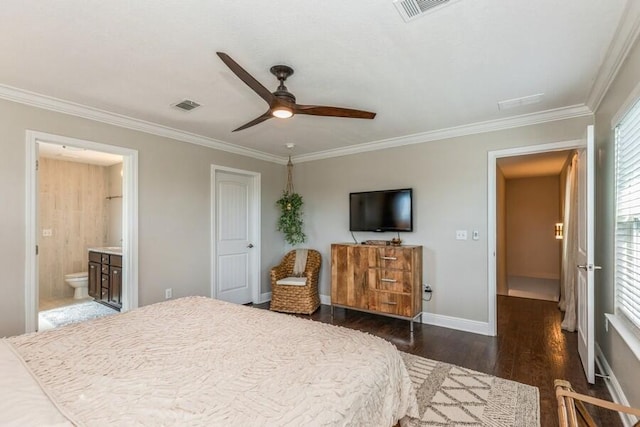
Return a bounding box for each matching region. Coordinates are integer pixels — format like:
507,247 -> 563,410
35,245 -> 39,255
36,160 -> 39,171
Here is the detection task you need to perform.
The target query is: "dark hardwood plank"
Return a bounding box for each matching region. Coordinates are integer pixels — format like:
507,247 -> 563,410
256,295 -> 623,427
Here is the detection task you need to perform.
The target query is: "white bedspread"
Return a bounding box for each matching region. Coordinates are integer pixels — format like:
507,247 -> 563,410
7,297 -> 418,426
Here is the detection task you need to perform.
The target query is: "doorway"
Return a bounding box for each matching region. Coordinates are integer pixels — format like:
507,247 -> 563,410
487,139 -> 585,336
210,165 -> 261,304
497,150 -> 574,303
25,131 -> 139,333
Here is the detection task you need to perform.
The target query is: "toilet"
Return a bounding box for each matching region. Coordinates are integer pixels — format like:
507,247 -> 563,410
65,272 -> 89,299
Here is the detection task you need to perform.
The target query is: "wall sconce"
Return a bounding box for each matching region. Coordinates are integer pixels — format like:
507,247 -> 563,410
555,223 -> 563,239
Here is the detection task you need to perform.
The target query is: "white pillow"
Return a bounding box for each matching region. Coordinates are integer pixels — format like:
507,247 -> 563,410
276,277 -> 307,286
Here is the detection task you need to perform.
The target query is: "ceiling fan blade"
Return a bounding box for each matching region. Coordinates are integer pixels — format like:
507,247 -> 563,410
232,111 -> 273,132
217,52 -> 275,105
294,104 -> 376,119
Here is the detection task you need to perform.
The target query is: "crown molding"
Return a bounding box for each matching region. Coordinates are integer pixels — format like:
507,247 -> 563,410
293,104 -> 593,163
0,84 -> 593,166
586,0 -> 640,112
0,84 -> 286,164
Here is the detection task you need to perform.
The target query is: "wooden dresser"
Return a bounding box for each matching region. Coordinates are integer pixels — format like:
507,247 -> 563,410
331,243 -> 423,331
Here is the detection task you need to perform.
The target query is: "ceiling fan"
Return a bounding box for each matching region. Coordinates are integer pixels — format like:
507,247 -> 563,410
217,52 -> 376,132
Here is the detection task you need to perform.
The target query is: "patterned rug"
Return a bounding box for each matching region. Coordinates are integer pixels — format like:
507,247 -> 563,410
39,301 -> 117,329
401,352 -> 540,427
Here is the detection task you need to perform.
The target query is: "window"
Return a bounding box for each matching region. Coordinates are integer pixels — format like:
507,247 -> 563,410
615,97 -> 640,334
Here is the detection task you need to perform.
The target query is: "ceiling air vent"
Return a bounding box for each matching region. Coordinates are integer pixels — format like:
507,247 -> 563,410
393,0 -> 459,22
172,99 -> 201,112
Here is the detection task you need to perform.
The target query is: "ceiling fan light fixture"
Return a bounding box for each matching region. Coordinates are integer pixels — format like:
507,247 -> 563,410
272,107 -> 293,119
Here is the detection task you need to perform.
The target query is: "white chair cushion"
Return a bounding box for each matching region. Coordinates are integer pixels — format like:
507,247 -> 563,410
276,277 -> 307,286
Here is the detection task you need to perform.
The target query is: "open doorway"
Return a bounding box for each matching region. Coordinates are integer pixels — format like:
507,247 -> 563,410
25,131 -> 139,333
36,142 -> 123,330
496,150 -> 574,303
487,139 -> 585,336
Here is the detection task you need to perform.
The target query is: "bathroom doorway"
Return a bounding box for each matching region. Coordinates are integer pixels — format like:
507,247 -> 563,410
25,131 -> 139,333
36,143 -> 123,330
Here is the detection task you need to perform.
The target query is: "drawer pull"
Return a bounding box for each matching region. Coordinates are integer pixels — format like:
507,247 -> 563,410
381,256 -> 397,260
381,278 -> 397,283
381,301 -> 398,305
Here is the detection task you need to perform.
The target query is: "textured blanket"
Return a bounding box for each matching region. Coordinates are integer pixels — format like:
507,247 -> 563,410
8,297 -> 418,426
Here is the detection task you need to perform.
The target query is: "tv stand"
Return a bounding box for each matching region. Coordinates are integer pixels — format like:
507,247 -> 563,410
330,243 -> 423,333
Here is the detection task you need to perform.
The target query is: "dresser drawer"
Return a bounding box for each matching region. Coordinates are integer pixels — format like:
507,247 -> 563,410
368,291 -> 413,317
368,269 -> 412,293
371,247 -> 412,271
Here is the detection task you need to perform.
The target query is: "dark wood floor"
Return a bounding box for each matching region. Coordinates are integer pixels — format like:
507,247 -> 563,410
256,295 -> 622,427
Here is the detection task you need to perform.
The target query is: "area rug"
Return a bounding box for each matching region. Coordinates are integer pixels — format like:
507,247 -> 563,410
39,301 -> 117,329
400,352 -> 540,427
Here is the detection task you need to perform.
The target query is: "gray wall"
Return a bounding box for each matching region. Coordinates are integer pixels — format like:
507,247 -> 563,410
0,98 -> 284,337
594,35 -> 640,407
295,116 -> 592,323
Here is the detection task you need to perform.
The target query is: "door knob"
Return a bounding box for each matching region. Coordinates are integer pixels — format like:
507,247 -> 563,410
577,264 -> 602,271
247,243 -> 254,248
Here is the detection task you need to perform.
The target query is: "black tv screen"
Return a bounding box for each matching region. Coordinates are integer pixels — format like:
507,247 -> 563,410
349,188 -> 413,232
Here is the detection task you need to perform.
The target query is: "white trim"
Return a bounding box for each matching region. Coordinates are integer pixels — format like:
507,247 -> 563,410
0,84 -> 595,166
210,165 -> 262,304
25,131 -> 139,333
1,84 -> 285,165
293,105 -> 592,163
595,342 -> 639,427
611,79 -> 640,128
487,139 -> 586,337
587,1 -> 640,113
319,294 -> 331,306
259,292 -> 272,304
605,313 -> 640,362
420,312 -> 491,336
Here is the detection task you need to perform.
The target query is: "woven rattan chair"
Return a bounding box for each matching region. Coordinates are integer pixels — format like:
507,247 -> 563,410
270,249 -> 321,315
555,379 -> 640,426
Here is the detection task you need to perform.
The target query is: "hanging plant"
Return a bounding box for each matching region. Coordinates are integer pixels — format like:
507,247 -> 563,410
276,191 -> 306,245
276,153 -> 306,245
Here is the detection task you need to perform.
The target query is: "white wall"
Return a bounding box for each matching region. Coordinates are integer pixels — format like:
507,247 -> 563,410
295,116 -> 592,325
0,98 -> 284,337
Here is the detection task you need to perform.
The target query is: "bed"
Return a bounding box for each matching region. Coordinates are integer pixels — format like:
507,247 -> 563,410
2,296 -> 418,426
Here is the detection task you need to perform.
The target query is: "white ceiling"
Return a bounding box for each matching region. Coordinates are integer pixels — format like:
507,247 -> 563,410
497,150 -> 572,179
39,142 -> 123,166
0,1 -> 631,160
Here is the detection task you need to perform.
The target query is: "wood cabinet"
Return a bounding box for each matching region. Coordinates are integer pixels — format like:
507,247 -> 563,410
88,250 -> 122,311
331,243 -> 423,330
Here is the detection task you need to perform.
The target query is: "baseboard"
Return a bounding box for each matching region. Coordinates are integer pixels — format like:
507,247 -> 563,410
259,292 -> 272,304
420,312 -> 492,336
320,294 -> 331,306
595,343 -> 639,427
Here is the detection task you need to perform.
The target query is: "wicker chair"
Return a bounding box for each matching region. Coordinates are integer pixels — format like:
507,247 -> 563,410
555,379 -> 640,426
270,249 -> 321,315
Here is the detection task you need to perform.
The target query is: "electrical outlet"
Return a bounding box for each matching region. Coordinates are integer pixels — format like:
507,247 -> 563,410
165,288 -> 172,299
42,228 -> 53,237
456,230 -> 467,240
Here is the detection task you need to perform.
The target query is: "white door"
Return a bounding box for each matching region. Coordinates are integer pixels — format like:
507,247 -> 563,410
576,125 -> 598,384
214,170 -> 257,304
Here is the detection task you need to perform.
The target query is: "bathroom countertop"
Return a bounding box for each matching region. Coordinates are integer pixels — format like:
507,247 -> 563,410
88,246 -> 123,255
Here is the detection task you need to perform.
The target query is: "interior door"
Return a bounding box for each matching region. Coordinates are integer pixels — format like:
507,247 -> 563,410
576,125 -> 597,384
214,170 -> 256,304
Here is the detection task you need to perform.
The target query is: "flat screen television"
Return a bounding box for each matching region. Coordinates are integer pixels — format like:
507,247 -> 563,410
349,188 -> 413,232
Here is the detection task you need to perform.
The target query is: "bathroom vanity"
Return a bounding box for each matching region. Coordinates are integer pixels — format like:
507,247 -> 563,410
88,248 -> 122,311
